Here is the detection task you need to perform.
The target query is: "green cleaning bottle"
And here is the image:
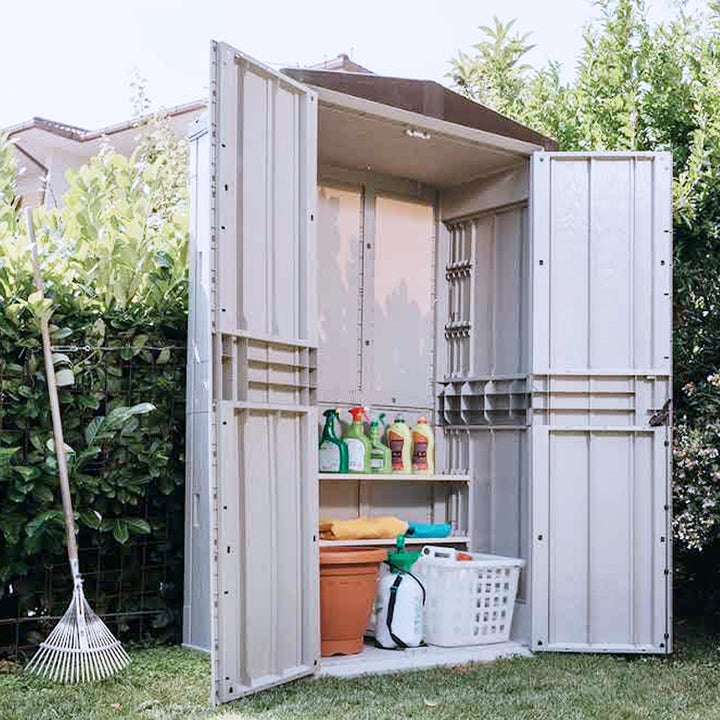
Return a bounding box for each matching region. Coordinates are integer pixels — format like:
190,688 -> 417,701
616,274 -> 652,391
345,407 -> 371,473
369,413 -> 392,473
319,408 -> 348,473
387,415 -> 412,473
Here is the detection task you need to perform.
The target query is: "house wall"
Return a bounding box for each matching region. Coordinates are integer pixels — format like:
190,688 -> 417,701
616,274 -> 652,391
8,106 -> 204,208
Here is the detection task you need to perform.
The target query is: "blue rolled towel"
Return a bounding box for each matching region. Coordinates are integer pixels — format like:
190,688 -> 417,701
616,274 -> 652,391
406,522 -> 451,538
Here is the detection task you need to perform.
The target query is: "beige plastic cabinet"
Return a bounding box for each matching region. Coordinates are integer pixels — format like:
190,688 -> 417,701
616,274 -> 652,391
184,41 -> 673,703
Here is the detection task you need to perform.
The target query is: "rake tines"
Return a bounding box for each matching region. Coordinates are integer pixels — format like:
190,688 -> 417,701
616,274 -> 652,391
26,583 -> 130,683
25,582 -> 130,683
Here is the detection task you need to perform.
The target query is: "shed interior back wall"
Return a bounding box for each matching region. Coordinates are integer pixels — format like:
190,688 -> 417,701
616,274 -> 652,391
315,177 -> 437,524
314,156 -> 533,643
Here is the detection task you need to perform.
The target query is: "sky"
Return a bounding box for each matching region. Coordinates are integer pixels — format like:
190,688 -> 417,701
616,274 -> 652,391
0,0 -> 685,130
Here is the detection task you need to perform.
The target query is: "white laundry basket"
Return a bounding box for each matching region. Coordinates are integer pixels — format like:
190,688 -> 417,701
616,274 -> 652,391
419,546 -> 525,647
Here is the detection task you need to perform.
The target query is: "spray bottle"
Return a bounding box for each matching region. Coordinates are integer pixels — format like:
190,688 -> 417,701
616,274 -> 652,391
319,408 -> 348,473
369,413 -> 392,473
345,407 -> 371,473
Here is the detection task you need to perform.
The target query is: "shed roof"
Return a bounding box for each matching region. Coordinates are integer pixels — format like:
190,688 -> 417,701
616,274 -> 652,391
308,53 -> 373,74
282,69 -> 557,151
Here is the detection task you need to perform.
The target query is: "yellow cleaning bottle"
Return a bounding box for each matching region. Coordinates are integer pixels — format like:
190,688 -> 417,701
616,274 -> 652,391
387,415 -> 412,473
411,416 -> 435,474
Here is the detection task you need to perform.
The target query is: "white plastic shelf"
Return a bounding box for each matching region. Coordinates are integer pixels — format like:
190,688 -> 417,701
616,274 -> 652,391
319,535 -> 469,547
320,640 -> 532,677
319,473 -> 472,483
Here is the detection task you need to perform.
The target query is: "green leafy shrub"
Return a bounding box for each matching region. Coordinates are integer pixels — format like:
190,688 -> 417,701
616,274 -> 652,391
0,114 -> 188,631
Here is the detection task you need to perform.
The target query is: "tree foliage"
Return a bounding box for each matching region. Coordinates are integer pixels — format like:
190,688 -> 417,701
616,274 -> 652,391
448,17 -> 536,116
450,0 -> 720,551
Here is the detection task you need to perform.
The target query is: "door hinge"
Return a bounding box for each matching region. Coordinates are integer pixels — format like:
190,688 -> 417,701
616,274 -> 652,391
649,399 -> 671,427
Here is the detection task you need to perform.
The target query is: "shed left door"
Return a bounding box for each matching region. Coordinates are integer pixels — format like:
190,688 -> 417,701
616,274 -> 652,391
210,41 -> 319,703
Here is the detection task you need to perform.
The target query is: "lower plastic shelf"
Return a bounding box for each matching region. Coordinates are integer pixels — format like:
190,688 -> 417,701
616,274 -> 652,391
319,536 -> 469,547
320,640 -> 531,677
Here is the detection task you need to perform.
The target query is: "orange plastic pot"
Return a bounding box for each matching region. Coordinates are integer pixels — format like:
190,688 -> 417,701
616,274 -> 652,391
319,546 -> 386,656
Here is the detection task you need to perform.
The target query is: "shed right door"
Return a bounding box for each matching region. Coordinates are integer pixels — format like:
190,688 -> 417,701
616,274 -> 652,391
530,152 -> 673,654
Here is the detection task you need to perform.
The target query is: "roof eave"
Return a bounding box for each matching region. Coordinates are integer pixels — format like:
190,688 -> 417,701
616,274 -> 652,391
282,68 -> 557,151
4,99 -> 206,143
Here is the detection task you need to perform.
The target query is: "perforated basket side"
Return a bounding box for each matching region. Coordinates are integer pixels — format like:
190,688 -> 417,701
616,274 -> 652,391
420,554 -> 523,647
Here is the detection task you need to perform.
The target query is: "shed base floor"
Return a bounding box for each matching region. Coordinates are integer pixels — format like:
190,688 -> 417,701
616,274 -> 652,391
319,639 -> 531,678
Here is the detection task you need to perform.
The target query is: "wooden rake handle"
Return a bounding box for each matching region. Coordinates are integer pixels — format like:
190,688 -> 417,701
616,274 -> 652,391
25,209 -> 81,581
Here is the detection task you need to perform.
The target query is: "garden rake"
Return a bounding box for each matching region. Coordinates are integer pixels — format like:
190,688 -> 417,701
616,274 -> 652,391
23,209 -> 130,683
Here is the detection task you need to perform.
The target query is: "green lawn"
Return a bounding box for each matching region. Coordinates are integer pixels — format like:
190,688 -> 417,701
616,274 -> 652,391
3,625 -> 720,720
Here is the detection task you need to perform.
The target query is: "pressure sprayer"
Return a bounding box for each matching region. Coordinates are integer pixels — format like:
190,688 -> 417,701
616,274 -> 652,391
374,535 -> 425,649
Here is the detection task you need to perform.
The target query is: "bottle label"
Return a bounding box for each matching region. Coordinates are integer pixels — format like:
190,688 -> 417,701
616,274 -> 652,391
346,438 -> 365,472
412,433 -> 428,471
388,430 -> 405,471
370,455 -> 384,470
319,442 -> 340,472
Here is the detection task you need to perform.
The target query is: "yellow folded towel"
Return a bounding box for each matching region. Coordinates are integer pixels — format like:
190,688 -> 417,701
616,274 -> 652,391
319,516 -> 408,541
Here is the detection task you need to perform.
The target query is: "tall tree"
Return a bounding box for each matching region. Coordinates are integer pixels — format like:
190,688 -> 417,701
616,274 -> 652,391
448,16 -> 535,116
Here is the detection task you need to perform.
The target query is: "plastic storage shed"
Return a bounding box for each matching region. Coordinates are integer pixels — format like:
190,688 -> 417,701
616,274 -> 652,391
184,41 -> 673,703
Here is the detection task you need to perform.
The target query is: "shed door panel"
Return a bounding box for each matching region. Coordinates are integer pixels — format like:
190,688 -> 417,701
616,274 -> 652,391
531,153 -> 672,376
530,152 -> 672,654
532,427 -> 669,652
211,41 -> 318,702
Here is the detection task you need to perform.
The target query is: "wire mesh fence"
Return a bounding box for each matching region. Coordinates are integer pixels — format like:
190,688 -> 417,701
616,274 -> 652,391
0,341 -> 186,660
0,509 -> 184,660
